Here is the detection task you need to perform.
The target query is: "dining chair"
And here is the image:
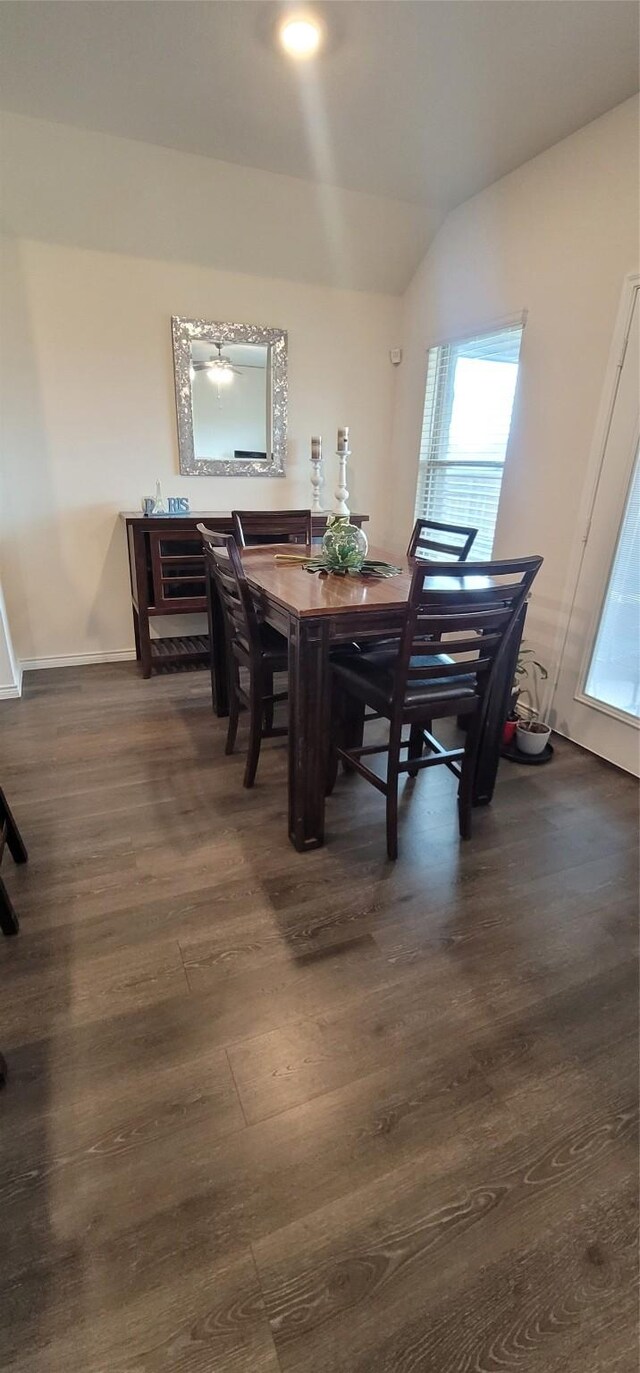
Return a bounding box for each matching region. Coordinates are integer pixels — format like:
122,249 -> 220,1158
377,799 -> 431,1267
357,517 -> 480,662
407,518 -> 478,562
329,554 -> 543,858
0,785 -> 28,936
198,526 -> 288,787
232,509 -> 313,549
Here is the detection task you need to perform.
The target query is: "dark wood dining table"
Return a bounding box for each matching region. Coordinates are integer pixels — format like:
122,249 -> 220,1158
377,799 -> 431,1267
207,545 -> 524,852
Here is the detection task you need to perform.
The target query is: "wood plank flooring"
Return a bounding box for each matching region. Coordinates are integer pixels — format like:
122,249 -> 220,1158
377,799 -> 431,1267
0,662 -> 637,1372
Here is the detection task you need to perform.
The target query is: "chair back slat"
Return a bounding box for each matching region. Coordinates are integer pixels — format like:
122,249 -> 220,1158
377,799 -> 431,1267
197,524 -> 263,665
405,656 -> 494,680
407,517 -> 478,563
233,509 -> 313,549
413,608 -> 513,634
391,554 -> 543,718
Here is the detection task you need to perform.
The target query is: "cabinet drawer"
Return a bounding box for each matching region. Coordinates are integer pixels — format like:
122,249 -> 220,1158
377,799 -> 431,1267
149,531 -> 207,610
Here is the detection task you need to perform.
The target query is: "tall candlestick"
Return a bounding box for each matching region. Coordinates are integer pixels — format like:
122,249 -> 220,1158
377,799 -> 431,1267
334,437 -> 351,517
310,436 -> 323,512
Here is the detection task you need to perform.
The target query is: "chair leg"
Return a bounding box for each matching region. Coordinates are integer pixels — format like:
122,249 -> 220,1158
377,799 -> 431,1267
342,695 -> 365,773
243,687 -> 263,788
457,717 -> 479,840
0,876 -> 20,936
386,719 -> 403,860
407,722 -> 428,778
263,668 -> 275,735
326,681 -> 343,796
0,790 -> 28,865
225,678 -> 240,755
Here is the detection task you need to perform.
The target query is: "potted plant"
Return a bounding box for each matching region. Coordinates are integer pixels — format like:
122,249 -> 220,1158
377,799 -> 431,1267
502,647 -> 548,746
516,716 -> 552,755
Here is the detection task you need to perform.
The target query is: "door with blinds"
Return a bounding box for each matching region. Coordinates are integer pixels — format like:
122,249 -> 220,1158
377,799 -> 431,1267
415,322 -> 524,559
552,284 -> 639,775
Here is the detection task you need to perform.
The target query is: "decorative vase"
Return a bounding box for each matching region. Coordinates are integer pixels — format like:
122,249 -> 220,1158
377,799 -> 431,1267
322,516 -> 369,572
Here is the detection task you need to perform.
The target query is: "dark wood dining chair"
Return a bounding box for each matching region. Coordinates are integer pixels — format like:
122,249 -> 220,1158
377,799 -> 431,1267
198,526 -> 288,787
356,517 -> 480,661
232,509 -> 313,549
0,785 -> 28,936
329,555 -> 543,858
407,517 -> 478,562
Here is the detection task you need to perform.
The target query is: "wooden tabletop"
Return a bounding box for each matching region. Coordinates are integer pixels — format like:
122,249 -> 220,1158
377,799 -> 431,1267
241,545 -> 497,619
240,544 -> 408,617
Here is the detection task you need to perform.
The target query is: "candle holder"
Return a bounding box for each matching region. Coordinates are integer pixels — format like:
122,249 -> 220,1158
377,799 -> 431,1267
310,437 -> 323,513
334,444 -> 350,516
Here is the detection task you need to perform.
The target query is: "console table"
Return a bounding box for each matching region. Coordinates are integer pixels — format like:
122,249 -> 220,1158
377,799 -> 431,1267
121,512 -> 369,677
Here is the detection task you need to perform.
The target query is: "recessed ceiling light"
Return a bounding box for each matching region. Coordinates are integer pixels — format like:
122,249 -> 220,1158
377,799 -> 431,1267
279,14 -> 323,59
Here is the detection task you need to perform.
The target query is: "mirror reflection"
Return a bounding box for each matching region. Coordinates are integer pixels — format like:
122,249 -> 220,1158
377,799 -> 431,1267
190,341 -> 269,463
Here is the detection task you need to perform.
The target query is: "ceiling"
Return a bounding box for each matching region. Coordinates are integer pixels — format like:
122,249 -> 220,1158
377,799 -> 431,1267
0,0 -> 637,218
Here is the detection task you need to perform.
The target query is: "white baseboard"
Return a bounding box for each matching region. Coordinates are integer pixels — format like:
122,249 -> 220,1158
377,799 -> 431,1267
21,649 -> 137,672
0,664 -> 23,700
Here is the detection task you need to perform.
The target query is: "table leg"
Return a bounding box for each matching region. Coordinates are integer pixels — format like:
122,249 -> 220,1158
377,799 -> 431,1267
473,604 -> 526,805
288,618 -> 330,851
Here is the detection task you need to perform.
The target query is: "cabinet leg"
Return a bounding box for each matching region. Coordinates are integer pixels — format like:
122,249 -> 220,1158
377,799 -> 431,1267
139,612 -> 152,679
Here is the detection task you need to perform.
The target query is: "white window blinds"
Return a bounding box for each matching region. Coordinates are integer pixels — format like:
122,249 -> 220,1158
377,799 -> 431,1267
414,323 -> 524,560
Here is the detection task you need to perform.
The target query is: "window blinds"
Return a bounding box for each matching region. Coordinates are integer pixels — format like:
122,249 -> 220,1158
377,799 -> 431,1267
414,323 -> 524,560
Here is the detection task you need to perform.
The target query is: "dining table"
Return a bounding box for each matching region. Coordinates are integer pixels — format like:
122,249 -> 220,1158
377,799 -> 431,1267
206,544 -> 525,852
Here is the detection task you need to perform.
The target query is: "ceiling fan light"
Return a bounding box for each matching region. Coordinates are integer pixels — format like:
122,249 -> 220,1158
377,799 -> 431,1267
208,363 -> 234,385
279,14 -> 323,59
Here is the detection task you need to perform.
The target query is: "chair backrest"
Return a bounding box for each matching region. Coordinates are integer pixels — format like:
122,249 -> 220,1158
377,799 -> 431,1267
393,555 -> 543,719
197,525 -> 262,665
232,509 -> 313,549
407,518 -> 478,563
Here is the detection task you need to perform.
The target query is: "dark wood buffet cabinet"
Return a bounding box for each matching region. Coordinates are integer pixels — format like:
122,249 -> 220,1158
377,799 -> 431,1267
121,512 -> 369,677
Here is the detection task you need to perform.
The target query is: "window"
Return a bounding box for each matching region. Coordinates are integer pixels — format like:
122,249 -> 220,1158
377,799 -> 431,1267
583,446 -> 640,719
414,323 -> 524,560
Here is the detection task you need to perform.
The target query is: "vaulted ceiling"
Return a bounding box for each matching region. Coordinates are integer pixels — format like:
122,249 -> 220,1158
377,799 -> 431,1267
1,0 -> 637,215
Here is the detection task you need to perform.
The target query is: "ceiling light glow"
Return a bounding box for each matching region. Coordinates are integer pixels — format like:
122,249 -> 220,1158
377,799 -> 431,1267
279,15 -> 322,59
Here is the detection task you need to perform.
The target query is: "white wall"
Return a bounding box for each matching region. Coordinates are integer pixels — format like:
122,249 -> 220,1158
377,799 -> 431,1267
0,111 -> 430,296
390,96 -> 639,698
0,236 -> 399,663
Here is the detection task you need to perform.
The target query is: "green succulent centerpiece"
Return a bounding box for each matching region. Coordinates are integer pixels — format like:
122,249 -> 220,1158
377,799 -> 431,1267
275,516 -> 400,579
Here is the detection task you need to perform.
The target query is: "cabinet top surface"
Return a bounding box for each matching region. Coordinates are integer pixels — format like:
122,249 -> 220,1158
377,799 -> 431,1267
120,511 -> 369,523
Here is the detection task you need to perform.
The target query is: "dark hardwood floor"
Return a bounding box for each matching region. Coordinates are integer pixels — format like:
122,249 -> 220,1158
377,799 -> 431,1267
0,663 -> 637,1372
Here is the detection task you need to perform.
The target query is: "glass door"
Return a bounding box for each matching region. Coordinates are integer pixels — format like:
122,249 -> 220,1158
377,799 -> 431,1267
552,286 -> 639,775
583,451 -> 639,721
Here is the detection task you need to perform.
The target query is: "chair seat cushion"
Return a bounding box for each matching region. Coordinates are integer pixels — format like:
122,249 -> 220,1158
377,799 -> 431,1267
332,647 -> 478,715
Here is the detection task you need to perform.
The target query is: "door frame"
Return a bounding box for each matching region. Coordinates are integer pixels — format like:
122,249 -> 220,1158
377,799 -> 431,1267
549,273 -> 640,722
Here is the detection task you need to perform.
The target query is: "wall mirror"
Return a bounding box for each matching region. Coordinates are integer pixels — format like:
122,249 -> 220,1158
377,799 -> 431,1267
172,316 -> 287,477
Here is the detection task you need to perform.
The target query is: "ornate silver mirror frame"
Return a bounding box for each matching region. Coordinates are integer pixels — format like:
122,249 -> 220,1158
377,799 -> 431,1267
171,316 -> 288,477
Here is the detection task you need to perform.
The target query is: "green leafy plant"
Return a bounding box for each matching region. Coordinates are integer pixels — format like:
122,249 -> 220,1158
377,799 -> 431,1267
513,647 -> 548,718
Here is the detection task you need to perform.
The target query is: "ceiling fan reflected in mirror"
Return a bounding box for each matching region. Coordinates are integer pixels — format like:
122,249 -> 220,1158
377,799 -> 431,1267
191,342 -> 242,388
